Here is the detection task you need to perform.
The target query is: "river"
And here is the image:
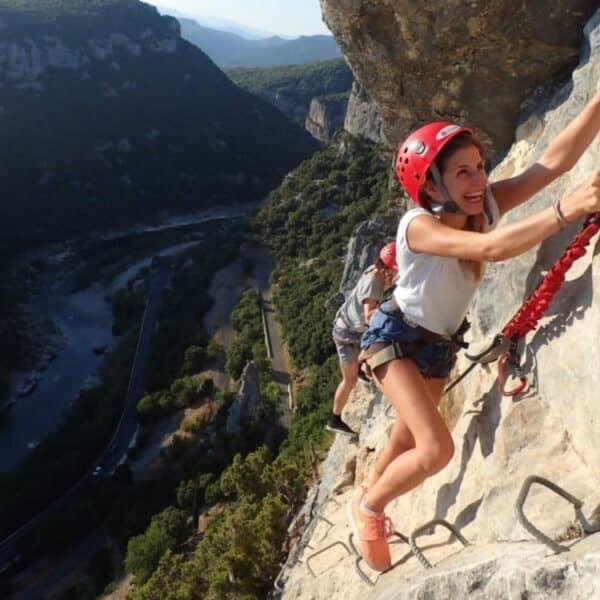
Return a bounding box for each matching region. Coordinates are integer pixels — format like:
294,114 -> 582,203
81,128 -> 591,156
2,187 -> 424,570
0,208 -> 255,474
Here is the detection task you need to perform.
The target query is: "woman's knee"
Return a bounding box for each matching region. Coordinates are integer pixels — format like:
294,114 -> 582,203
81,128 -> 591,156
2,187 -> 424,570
415,434 -> 454,475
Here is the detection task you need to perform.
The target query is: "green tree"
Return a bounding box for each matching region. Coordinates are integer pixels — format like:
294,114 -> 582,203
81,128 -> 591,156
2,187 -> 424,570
125,507 -> 188,584
181,345 -> 205,375
220,446 -> 271,499
128,550 -> 186,600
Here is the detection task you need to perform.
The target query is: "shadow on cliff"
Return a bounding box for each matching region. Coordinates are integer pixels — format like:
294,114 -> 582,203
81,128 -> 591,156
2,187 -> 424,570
434,380 -> 502,523
433,234 -> 598,524
517,238 -> 597,392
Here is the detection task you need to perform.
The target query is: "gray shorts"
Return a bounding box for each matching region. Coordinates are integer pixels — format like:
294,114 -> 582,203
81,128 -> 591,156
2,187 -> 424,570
332,320 -> 362,364
334,339 -> 360,363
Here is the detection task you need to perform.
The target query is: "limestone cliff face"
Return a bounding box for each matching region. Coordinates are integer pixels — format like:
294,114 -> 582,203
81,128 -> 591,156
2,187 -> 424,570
278,9 -> 600,600
343,82 -> 386,145
226,361 -> 261,435
337,215 -> 397,298
0,14 -> 179,90
320,0 -> 598,154
305,94 -> 349,142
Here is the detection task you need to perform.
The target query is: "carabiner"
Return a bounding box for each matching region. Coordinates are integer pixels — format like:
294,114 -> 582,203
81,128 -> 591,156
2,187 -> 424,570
498,351 -> 528,397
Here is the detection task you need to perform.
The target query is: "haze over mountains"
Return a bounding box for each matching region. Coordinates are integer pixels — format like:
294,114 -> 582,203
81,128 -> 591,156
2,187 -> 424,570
0,0 -> 318,248
156,6 -> 278,40
159,11 -> 341,68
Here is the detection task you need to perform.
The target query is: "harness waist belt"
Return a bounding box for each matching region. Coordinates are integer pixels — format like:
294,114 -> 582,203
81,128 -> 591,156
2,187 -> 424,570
386,298 -> 468,343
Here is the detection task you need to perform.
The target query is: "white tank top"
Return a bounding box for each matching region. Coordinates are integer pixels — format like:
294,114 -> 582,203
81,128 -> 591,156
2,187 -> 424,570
393,188 -> 500,336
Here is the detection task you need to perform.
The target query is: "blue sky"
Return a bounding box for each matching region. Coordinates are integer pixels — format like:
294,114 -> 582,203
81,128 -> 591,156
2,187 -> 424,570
147,0 -> 331,38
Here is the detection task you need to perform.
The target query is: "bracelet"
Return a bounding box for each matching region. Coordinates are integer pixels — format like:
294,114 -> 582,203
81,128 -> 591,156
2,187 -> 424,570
553,198 -> 569,229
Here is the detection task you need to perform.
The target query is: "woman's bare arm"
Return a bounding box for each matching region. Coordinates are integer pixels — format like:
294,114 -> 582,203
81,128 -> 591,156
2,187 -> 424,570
409,171 -> 600,262
363,298 -> 379,325
492,91 -> 600,215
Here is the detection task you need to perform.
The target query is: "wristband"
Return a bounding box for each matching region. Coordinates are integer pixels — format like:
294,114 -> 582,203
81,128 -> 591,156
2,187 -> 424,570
553,198 -> 568,229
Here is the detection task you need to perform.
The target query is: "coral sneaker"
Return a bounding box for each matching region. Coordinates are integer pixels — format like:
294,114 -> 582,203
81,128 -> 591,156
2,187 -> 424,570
347,488 -> 393,571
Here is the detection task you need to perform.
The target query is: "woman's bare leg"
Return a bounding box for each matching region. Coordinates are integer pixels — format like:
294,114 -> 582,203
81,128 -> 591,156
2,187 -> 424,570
366,376 -> 447,489
367,414 -> 414,488
333,359 -> 359,415
363,359 -> 454,513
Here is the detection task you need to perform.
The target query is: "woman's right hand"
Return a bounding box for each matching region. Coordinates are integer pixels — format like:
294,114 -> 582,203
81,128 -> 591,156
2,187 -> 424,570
561,170 -> 600,222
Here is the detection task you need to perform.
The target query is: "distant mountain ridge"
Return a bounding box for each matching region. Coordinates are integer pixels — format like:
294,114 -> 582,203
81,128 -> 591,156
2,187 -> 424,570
156,6 -> 277,40
0,0 -> 318,246
177,17 -> 341,68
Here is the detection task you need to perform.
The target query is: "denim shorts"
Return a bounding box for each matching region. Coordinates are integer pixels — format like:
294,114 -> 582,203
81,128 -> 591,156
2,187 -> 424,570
360,299 -> 456,379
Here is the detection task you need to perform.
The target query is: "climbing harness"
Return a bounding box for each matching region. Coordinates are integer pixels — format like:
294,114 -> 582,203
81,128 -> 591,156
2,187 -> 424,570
358,300 -> 469,382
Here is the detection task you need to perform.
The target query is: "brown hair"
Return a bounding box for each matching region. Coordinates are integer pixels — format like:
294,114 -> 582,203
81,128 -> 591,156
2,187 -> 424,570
430,132 -> 487,281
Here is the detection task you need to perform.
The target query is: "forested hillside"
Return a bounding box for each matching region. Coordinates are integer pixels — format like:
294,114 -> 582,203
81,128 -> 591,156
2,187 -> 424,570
118,134 -> 399,598
227,58 -> 353,127
0,0 -> 318,249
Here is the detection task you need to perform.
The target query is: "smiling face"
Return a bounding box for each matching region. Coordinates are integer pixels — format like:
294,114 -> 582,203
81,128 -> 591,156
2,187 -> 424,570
422,135 -> 488,216
440,144 -> 487,214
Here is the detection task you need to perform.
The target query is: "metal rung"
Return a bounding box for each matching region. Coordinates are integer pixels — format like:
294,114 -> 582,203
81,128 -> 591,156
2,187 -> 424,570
306,540 -> 353,578
516,475 -> 600,554
349,531 -> 409,586
409,518 -> 469,570
311,515 -> 335,544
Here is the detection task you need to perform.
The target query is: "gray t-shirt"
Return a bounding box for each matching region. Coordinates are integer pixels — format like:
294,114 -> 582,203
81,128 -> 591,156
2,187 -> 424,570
334,267 -> 385,337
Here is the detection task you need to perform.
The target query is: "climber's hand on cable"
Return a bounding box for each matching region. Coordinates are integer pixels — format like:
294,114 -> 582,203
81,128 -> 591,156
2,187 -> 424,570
561,170 -> 600,222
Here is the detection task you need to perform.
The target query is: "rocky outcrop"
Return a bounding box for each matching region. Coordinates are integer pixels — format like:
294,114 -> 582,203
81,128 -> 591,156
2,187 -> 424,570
279,9 -> 600,599
343,82 -> 386,145
0,22 -> 179,89
337,215 -> 397,297
305,94 -> 349,142
320,0 -> 598,155
226,361 -> 261,435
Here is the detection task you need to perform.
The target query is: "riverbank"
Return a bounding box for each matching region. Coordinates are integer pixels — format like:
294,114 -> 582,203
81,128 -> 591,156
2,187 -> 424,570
0,209 -> 256,474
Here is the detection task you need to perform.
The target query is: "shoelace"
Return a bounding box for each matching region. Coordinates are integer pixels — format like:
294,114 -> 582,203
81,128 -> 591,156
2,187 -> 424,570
374,514 -> 395,540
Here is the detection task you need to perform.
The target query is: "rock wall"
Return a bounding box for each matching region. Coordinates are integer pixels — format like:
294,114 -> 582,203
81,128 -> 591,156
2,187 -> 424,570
278,9 -> 600,600
320,0 -> 598,155
305,94 -> 348,142
343,82 -> 386,145
226,361 -> 261,435
337,215 -> 397,298
0,27 -> 178,90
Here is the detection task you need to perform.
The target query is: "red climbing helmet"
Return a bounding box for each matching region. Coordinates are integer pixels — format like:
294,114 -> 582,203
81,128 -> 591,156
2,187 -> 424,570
395,122 -> 472,209
378,242 -> 397,271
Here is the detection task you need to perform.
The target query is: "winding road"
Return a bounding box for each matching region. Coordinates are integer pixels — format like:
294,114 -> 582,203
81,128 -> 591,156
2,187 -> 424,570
2,261 -> 172,599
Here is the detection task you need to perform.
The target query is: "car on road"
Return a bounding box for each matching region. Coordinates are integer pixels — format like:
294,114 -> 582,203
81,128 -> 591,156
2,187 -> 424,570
92,465 -> 103,477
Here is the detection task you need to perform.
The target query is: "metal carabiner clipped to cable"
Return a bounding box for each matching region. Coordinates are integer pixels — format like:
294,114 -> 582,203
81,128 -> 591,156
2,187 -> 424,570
497,351 -> 527,397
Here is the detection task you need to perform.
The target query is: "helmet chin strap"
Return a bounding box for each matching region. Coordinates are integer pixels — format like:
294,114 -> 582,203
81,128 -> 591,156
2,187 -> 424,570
429,163 -> 462,214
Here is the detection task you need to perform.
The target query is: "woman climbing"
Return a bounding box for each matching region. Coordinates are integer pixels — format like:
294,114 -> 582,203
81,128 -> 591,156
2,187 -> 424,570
348,90 -> 600,572
327,242 -> 397,438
